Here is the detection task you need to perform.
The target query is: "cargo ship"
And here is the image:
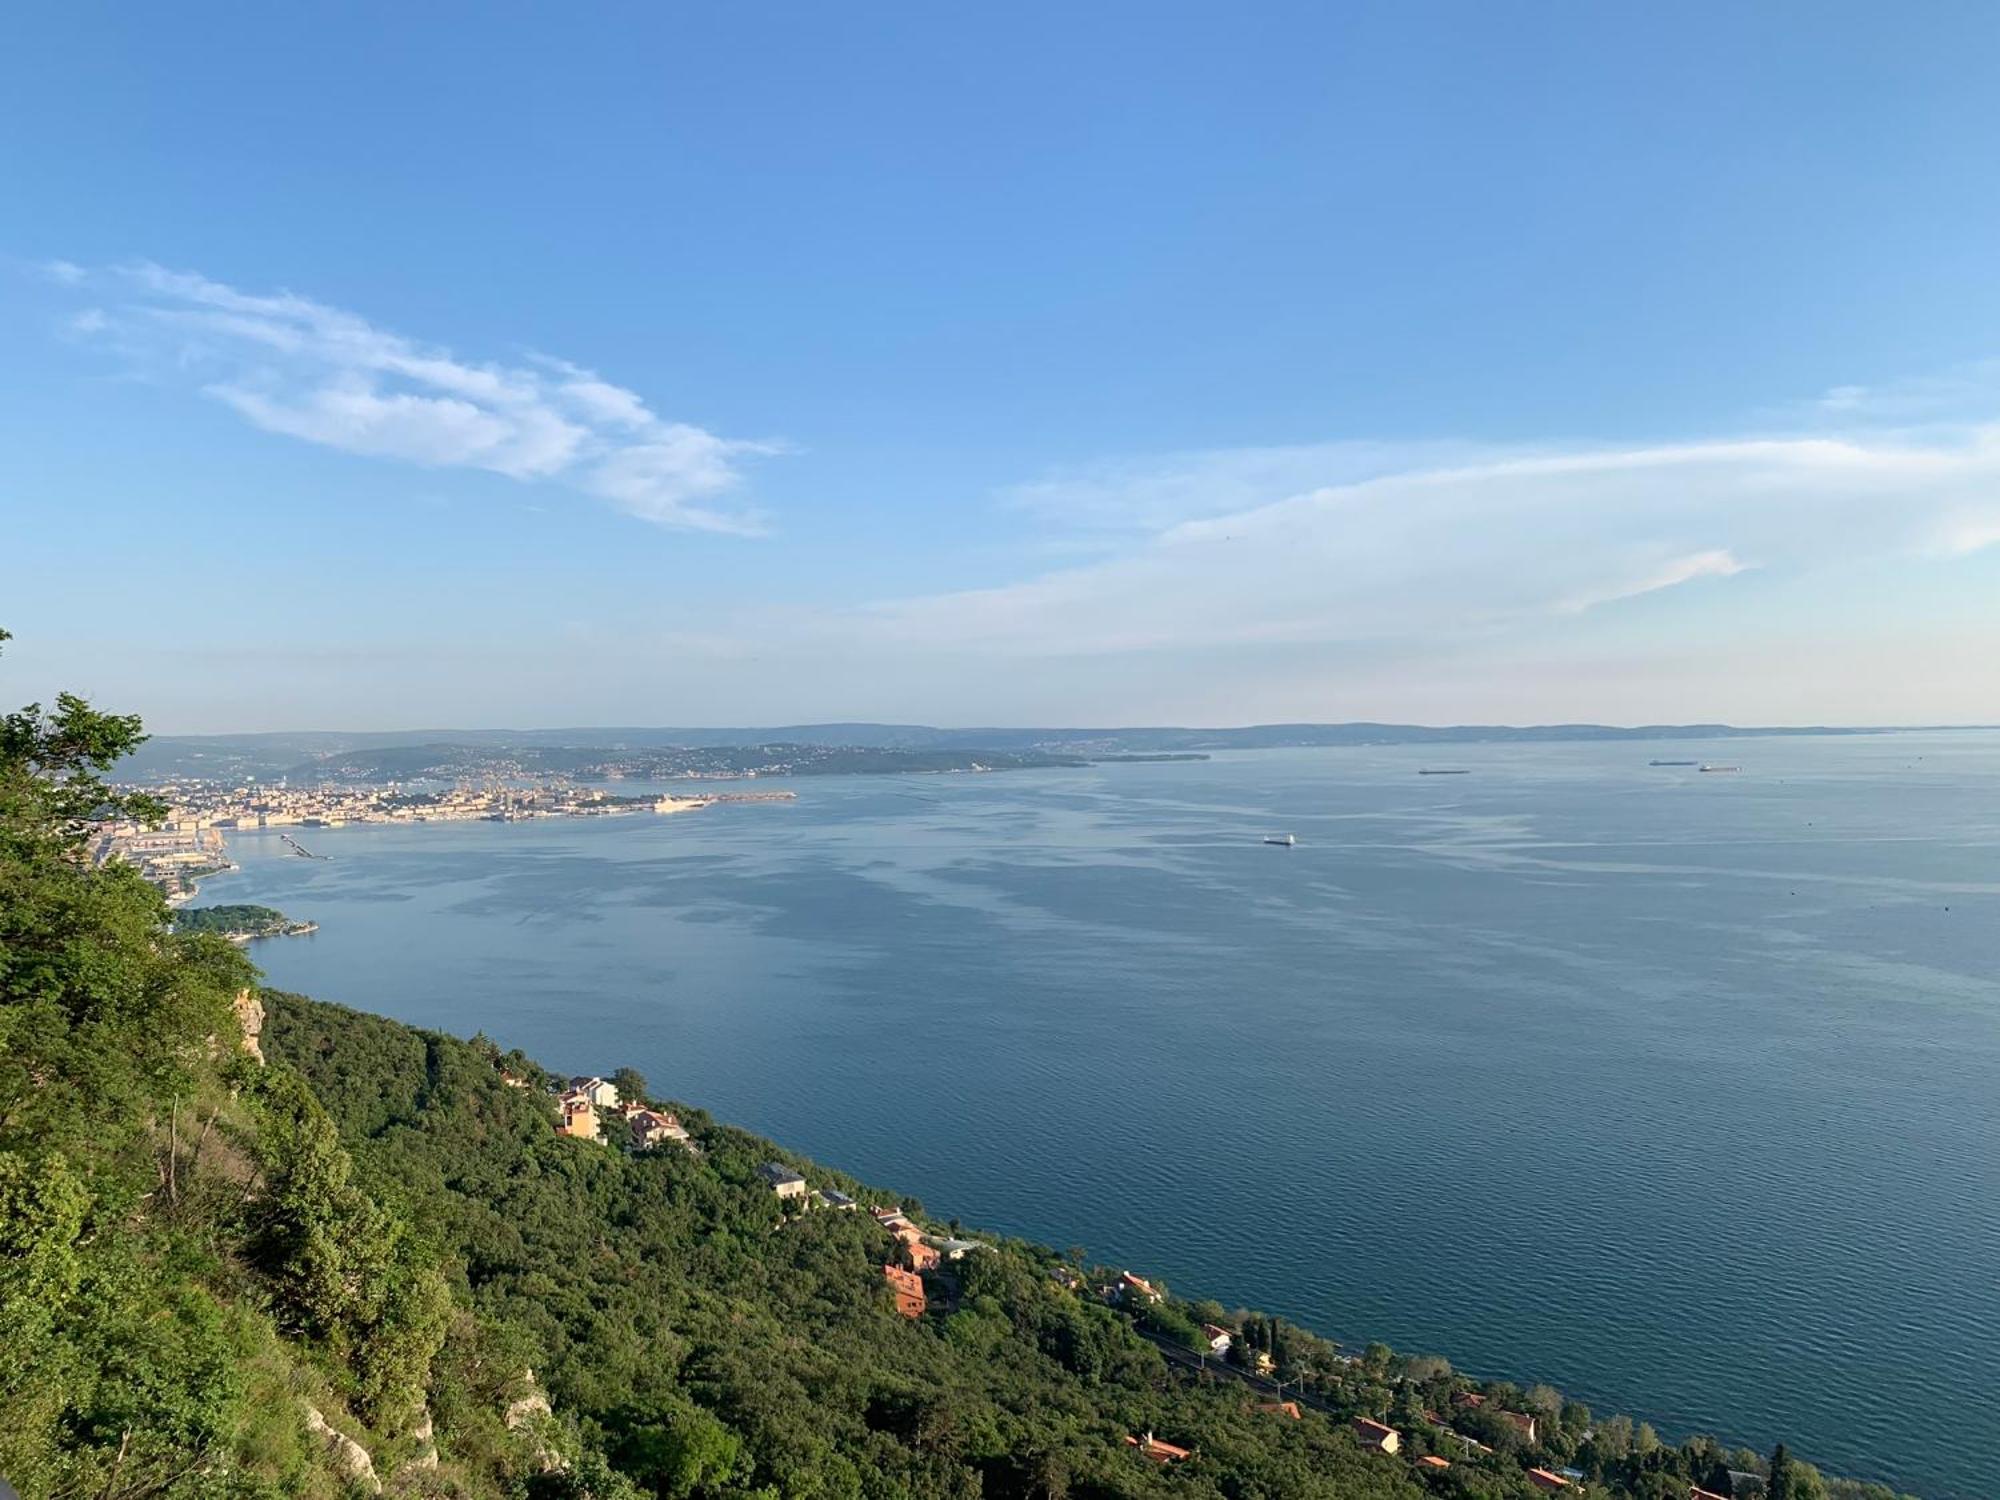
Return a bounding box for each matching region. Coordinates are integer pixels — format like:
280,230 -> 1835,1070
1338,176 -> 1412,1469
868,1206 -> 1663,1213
1263,834 -> 1296,847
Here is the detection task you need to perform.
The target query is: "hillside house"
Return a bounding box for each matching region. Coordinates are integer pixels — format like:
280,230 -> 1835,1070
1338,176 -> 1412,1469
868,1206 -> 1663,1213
1526,1470 -> 1573,1492
1200,1323 -> 1233,1356
822,1189 -> 857,1210
555,1092 -> 599,1141
1418,1456 -> 1451,1471
924,1236 -> 990,1262
901,1240 -> 941,1273
1251,1349 -> 1276,1375
1352,1418 -> 1400,1455
882,1264 -> 926,1319
1123,1433 -> 1191,1464
1255,1401 -> 1301,1420
759,1163 -> 808,1199
627,1108 -> 687,1150
1118,1271 -> 1161,1304
567,1076 -> 621,1111
1498,1410 -> 1539,1444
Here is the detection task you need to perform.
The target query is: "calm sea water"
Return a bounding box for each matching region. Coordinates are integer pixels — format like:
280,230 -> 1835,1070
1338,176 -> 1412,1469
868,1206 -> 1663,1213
211,736 -> 2000,1499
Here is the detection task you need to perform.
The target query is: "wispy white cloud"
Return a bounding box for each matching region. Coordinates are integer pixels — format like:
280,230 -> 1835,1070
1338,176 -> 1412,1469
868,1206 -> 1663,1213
1800,359 -> 2000,426
997,440 -> 1477,531
838,423 -> 2000,660
55,262 -> 777,533
1555,548 -> 1746,614
1938,515 -> 2000,557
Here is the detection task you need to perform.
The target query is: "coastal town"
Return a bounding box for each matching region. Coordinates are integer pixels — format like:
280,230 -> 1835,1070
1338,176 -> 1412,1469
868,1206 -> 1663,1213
89,776 -> 795,903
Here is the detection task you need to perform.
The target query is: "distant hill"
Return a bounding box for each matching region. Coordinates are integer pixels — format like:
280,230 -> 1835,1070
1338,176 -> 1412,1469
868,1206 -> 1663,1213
273,742 -> 1089,784
117,718 -> 1960,780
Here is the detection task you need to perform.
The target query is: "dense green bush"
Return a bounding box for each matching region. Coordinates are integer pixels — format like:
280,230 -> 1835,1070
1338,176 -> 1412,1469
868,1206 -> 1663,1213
0,634 -> 1919,1500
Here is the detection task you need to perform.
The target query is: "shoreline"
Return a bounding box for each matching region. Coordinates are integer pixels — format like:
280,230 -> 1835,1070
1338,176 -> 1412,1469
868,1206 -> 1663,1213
105,785 -> 801,904
301,989 -> 1924,1500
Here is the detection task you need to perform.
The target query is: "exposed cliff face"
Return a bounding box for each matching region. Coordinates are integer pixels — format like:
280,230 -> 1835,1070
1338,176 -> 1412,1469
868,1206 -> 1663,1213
233,986 -> 264,1063
503,1369 -> 563,1472
302,1405 -> 380,1495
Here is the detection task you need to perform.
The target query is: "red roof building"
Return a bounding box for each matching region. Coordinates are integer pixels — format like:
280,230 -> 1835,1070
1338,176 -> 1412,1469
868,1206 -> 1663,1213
1123,1433 -> 1191,1463
1418,1455 -> 1451,1470
1526,1469 -> 1573,1492
881,1264 -> 926,1319
1119,1271 -> 1160,1303
1255,1401 -> 1302,1420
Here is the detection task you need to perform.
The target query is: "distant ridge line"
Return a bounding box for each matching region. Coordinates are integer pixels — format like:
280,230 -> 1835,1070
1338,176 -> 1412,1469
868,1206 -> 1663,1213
132,719 -> 1993,759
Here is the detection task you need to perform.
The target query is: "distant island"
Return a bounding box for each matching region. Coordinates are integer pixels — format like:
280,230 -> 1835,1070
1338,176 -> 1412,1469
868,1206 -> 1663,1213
171,903 -> 317,941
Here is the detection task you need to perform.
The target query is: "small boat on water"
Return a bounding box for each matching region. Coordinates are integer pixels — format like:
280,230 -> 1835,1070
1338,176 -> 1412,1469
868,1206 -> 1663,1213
1417,768 -> 1470,776
1698,763 -> 1740,773
1263,834 -> 1297,847
1649,759 -> 1697,767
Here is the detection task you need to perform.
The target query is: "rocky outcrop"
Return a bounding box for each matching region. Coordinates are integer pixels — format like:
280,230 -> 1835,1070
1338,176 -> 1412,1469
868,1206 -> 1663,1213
233,987 -> 265,1063
503,1369 -> 563,1472
502,1369 -> 552,1431
302,1404 -> 380,1494
400,1407 -> 439,1473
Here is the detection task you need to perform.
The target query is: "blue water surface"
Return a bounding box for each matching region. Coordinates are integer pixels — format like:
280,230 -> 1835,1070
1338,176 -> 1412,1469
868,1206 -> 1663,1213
213,736 -> 2000,1499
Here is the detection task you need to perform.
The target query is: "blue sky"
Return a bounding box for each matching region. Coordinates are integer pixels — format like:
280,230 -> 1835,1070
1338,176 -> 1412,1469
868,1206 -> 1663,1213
5,2 -> 2000,730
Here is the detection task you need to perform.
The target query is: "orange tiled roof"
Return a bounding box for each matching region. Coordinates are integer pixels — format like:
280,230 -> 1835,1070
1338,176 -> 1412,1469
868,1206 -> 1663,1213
880,1264 -> 926,1318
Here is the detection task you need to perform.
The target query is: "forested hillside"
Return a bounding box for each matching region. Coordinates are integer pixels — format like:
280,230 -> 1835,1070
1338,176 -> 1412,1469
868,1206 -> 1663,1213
0,643 -> 1907,1500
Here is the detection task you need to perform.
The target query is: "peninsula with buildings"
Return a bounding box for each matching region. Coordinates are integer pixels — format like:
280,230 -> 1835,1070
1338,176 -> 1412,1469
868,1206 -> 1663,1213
90,776 -> 797,904
94,734 -> 1108,904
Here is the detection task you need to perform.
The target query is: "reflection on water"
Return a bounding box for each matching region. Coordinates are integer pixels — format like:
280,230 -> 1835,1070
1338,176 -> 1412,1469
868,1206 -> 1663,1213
216,735 -> 2000,1499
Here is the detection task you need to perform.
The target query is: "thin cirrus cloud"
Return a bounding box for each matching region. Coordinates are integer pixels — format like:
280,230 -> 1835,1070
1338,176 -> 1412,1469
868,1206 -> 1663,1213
845,422 -> 2000,660
53,262 -> 778,533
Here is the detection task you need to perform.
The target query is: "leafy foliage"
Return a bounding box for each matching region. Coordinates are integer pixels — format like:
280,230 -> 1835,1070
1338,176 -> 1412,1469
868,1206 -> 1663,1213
0,634 -> 1924,1500
171,906 -> 296,937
